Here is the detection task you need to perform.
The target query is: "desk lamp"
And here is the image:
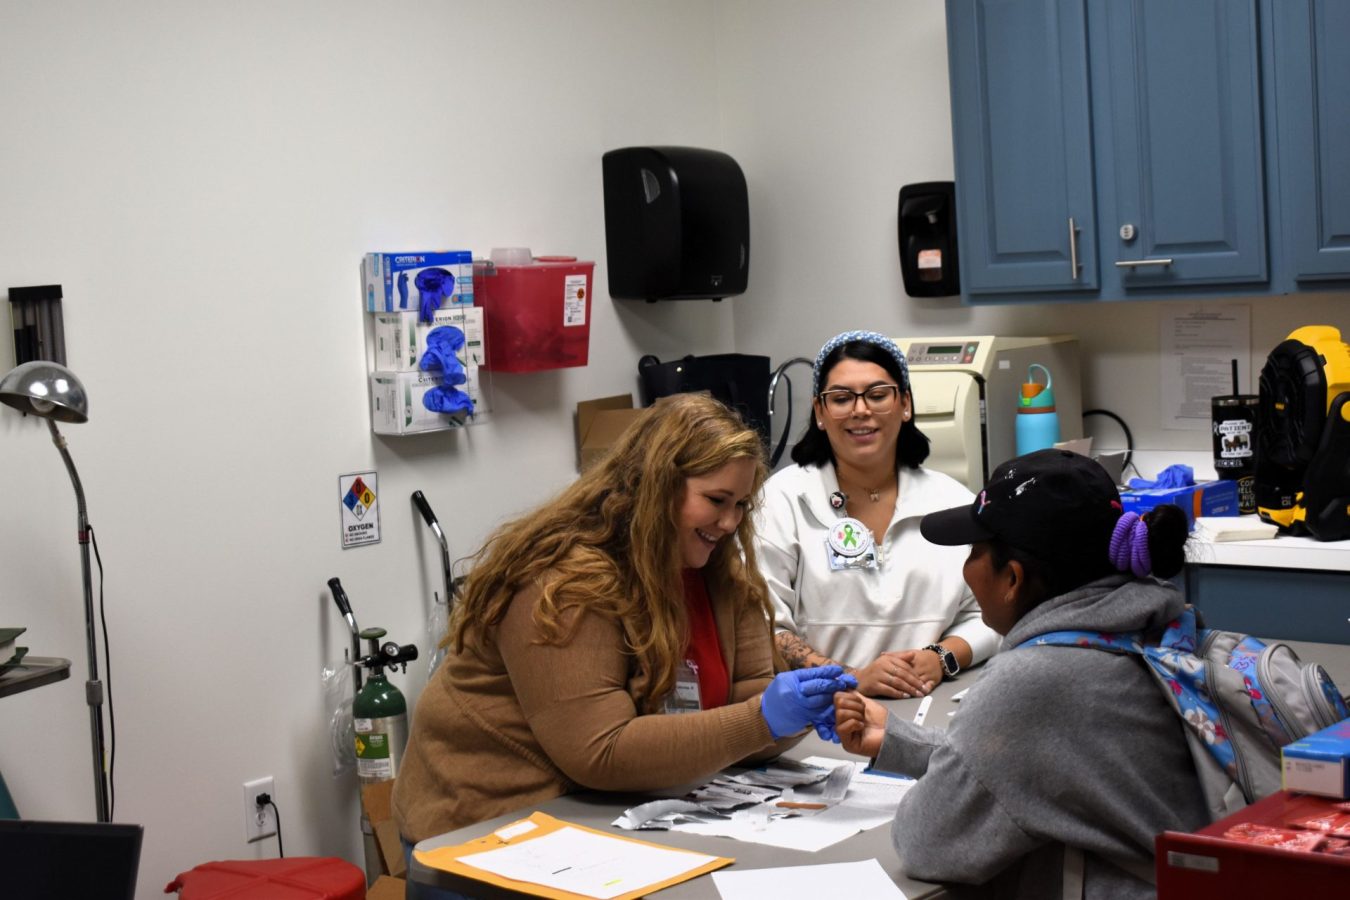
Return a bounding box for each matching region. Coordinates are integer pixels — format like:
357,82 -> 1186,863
0,360 -> 110,822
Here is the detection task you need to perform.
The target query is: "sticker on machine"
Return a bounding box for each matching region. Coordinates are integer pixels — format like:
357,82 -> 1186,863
563,274 -> 588,327
339,471 -> 381,549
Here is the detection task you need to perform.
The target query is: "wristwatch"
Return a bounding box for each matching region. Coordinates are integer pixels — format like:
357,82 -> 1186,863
924,643 -> 960,678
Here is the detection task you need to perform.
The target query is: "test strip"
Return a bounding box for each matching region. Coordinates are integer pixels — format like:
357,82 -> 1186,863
913,694 -> 934,726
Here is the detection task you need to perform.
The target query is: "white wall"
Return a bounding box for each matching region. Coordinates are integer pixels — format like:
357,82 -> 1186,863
0,1 -> 734,893
3,3 -> 1347,897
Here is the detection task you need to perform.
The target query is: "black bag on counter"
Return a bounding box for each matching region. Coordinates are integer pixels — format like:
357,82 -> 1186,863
638,353 -> 770,448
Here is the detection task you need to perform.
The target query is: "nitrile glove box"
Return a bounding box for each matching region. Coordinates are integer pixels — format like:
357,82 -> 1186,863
369,367 -> 487,435
363,251 -> 474,314
371,306 -> 485,372
1282,718 -> 1350,799
1119,479 -> 1239,531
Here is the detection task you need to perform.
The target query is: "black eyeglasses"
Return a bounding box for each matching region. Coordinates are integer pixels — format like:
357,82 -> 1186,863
818,384 -> 902,417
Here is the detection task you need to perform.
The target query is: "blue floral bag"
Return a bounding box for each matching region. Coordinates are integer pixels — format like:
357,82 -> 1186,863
1020,608 -> 1350,820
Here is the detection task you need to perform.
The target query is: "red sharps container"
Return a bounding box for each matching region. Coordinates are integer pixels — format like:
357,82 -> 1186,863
475,250 -> 595,372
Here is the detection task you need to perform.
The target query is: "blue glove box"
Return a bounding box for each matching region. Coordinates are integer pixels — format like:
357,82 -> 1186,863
363,250 -> 474,313
1119,480 -> 1239,531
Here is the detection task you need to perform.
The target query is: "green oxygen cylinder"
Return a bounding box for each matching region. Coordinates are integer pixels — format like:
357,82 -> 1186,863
352,628 -> 409,785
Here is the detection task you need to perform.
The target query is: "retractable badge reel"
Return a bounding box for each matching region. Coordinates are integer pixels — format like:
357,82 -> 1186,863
826,517 -> 877,570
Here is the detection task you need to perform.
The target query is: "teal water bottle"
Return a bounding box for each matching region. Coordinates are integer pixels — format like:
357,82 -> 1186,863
1015,363 -> 1061,455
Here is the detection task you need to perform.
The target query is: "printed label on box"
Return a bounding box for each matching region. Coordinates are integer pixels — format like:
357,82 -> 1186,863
563,274 -> 587,327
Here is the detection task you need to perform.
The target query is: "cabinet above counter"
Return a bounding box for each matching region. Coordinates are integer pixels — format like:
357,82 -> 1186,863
944,0 -> 1350,304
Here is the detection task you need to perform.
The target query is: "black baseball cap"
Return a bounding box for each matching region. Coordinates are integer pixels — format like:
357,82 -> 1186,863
920,449 -> 1122,564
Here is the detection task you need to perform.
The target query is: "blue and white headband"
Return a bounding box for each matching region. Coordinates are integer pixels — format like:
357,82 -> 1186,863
812,330 -> 911,395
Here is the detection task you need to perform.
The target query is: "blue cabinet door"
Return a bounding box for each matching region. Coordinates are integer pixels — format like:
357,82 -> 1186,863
1097,0 -> 1268,288
946,0 -> 1097,294
1272,0 -> 1350,281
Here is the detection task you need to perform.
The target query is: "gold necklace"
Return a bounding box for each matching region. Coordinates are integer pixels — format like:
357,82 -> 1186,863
840,474 -> 895,503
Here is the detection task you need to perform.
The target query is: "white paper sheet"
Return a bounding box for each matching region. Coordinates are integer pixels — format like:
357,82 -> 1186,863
1159,303 -> 1251,431
458,825 -> 716,899
712,859 -> 909,899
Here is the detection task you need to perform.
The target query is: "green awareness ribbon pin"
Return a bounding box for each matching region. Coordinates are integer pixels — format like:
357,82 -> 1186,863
842,524 -> 858,548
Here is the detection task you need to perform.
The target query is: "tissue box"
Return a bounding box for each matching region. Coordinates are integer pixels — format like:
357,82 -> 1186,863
1119,480 -> 1239,531
370,368 -> 487,435
363,251 -> 473,313
371,306 -> 485,372
1282,719 -> 1350,799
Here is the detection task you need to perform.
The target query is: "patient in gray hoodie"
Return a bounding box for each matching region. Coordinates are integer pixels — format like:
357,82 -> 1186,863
836,449 -> 1209,899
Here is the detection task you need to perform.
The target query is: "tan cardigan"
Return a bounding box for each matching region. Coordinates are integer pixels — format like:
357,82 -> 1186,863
392,580 -> 797,843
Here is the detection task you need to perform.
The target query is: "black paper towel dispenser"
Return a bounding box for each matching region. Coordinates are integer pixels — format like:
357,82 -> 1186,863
602,146 -> 749,302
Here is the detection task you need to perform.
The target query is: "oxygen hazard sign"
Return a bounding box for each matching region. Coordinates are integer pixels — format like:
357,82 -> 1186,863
339,471 -> 381,548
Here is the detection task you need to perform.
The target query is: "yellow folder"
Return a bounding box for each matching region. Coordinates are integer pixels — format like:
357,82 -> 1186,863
415,810 -> 734,899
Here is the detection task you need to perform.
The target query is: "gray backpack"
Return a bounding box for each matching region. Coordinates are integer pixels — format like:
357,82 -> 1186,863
1025,608 -> 1349,820
1027,608 -> 1350,898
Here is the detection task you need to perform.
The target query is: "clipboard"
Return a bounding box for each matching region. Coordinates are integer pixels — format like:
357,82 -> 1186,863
414,810 -> 734,899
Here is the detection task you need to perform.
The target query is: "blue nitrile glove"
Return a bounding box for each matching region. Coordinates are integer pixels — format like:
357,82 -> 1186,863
419,327 -> 468,385
397,271 -> 409,310
1128,464 -> 1194,490
423,385 -> 474,416
812,673 -> 856,742
761,666 -> 856,740
416,267 -> 455,322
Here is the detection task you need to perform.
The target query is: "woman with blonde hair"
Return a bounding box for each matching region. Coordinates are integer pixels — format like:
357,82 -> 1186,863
394,392 -> 854,848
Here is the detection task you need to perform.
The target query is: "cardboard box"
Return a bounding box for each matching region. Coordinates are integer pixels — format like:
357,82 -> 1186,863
1156,790 -> 1350,897
576,395 -> 643,471
363,251 -> 473,314
1120,479 -> 1239,531
360,781 -> 407,899
370,367 -> 487,435
1282,718 -> 1350,799
372,306 -> 486,372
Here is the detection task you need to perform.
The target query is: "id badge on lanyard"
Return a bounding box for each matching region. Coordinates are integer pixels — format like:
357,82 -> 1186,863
664,659 -> 703,714
825,516 -> 878,571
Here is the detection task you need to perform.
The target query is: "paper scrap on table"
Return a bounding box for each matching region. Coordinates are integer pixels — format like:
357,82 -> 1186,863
712,858 -> 909,899
458,825 -> 716,899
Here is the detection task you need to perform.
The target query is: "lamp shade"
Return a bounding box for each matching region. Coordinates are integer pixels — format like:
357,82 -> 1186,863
0,360 -> 88,423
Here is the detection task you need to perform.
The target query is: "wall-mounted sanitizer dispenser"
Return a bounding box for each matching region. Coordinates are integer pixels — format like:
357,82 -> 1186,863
897,181 -> 959,297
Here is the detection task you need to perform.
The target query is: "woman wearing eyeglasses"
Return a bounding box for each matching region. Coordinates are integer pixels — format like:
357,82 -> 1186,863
756,331 -> 999,698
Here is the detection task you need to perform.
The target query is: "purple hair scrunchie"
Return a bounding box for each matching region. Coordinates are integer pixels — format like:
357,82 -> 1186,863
1109,512 -> 1152,578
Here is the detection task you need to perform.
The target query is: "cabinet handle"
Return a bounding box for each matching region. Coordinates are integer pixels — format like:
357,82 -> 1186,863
1115,258 -> 1174,268
1068,217 -> 1081,280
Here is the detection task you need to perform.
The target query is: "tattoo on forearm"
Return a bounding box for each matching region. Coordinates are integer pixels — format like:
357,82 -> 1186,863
775,631 -> 850,673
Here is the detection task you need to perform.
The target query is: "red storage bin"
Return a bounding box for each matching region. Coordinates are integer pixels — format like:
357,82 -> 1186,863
165,857 -> 365,899
1156,791 -> 1350,896
475,255 -> 595,372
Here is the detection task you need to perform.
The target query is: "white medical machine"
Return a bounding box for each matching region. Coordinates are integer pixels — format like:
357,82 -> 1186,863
895,335 -> 1083,492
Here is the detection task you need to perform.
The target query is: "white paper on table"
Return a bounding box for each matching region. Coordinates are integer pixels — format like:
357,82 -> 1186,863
457,825 -> 716,900
712,859 -> 909,899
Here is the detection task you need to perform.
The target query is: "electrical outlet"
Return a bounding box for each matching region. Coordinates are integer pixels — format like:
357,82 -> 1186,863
242,776 -> 276,842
